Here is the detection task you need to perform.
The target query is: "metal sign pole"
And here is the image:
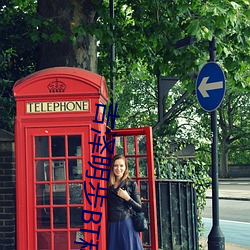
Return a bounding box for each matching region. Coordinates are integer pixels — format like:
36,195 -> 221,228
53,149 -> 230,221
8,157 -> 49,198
208,37 -> 225,250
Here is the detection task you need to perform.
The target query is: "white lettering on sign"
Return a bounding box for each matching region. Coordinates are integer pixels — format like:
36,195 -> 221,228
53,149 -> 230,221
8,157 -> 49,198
26,100 -> 89,113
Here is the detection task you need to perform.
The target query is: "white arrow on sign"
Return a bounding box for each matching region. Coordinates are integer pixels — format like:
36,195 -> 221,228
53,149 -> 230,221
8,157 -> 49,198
198,76 -> 223,98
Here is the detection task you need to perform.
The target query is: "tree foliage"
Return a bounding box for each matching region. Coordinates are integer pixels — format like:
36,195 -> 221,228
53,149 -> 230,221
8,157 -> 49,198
0,0 -> 37,131
1,0 -> 249,172
218,89 -> 250,176
100,0 -> 250,178
99,0 -> 249,89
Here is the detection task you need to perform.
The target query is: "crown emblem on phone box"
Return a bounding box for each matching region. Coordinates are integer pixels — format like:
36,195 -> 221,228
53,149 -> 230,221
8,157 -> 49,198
47,80 -> 66,92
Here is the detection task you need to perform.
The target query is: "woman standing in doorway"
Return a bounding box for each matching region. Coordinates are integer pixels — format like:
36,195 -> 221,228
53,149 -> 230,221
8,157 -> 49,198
107,154 -> 144,250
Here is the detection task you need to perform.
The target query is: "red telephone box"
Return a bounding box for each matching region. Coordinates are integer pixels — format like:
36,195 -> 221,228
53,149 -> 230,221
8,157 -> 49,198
13,67 -> 109,250
13,67 -> 158,250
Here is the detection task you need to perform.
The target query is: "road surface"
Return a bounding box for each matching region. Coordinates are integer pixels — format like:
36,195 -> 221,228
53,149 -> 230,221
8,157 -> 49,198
202,180 -> 250,249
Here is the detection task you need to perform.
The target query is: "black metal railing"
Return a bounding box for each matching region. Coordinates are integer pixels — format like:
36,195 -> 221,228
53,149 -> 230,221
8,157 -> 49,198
156,179 -> 198,250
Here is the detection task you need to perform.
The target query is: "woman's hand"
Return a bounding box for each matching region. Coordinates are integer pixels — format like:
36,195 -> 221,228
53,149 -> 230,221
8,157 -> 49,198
117,188 -> 131,201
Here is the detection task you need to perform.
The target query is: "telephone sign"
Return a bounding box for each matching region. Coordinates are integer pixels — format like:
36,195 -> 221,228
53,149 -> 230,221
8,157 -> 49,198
196,62 -> 226,112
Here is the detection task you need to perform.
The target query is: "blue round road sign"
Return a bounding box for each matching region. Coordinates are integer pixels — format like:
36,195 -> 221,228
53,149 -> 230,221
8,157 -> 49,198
196,62 -> 226,112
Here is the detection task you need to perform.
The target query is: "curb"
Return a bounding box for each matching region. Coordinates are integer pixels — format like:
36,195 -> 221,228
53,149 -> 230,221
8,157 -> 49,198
206,196 -> 250,201
218,178 -> 250,182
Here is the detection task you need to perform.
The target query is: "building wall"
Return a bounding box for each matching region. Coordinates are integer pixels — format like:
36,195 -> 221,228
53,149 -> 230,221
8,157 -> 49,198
0,129 -> 15,250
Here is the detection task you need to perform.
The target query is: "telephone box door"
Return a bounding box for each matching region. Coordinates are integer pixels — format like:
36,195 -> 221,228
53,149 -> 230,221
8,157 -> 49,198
25,125 -> 102,250
111,126 -> 158,250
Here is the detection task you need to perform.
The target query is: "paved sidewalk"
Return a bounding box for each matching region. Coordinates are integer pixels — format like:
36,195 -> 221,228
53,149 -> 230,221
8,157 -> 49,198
206,178 -> 250,201
200,238 -> 250,250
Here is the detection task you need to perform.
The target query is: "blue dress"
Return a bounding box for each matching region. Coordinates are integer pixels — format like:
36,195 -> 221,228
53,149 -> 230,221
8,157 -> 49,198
108,217 -> 143,250
107,180 -> 144,250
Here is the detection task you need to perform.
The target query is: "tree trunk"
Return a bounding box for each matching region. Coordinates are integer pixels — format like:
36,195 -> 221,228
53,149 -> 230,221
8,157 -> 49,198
37,0 -> 99,72
219,140 -> 229,178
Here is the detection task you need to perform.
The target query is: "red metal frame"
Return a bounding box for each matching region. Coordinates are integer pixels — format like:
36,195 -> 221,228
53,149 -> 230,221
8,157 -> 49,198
111,126 -> 158,250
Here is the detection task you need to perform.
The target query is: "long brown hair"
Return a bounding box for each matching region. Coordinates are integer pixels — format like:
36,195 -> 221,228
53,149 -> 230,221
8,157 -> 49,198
108,155 -> 130,187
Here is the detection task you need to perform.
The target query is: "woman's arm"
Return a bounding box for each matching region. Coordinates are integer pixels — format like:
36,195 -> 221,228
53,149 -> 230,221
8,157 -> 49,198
117,181 -> 142,212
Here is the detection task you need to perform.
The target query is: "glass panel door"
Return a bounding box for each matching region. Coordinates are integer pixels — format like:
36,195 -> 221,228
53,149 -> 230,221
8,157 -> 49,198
110,126 -> 158,250
29,127 -> 89,250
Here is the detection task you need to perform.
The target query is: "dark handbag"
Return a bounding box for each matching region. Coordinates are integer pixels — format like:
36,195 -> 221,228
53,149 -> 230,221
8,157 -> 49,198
131,210 -> 148,232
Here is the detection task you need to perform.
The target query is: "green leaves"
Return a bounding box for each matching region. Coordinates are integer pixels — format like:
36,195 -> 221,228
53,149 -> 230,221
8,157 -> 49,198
49,28 -> 66,43
187,20 -> 201,38
230,1 -> 241,10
